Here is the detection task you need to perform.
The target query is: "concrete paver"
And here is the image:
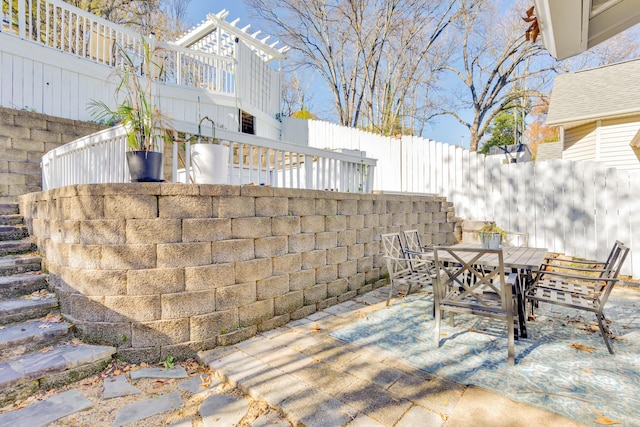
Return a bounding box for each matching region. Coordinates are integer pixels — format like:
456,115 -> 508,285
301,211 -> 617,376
178,373 -> 221,394
112,390 -> 182,427
129,366 -> 188,380
103,374 -> 142,399
395,405 -> 444,427
199,394 -> 249,427
0,389 -> 91,427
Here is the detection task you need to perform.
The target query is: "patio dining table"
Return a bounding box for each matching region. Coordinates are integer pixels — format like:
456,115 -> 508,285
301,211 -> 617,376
428,244 -> 549,338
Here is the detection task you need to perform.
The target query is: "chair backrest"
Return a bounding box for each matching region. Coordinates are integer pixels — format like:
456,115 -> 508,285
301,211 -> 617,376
600,241 -> 630,280
382,233 -> 412,280
402,229 -> 433,271
433,247 -> 511,312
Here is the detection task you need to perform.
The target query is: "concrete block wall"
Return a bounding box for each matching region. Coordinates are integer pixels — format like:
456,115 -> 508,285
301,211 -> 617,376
0,107 -> 104,204
19,183 -> 459,363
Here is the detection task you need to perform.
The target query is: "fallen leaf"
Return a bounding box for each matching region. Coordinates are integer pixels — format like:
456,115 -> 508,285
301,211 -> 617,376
38,324 -> 52,329
582,368 -> 594,375
113,369 -> 122,376
40,346 -> 52,353
200,374 -> 212,388
310,324 -> 322,333
592,408 -> 621,425
140,362 -> 149,368
70,338 -> 81,347
570,343 -> 596,353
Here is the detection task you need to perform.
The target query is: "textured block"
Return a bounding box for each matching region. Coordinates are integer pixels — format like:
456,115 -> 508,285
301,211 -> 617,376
346,215 -> 365,230
255,196 -> 288,217
127,268 -> 185,295
104,195 -> 157,219
326,247 -> 348,265
316,265 -> 338,283
337,199 -> 357,215
288,269 -> 316,292
356,228 -> 373,244
126,219 -> 181,244
70,294 -> 107,322
357,257 -> 373,273
68,244 -> 101,269
185,263 -> 235,290
157,242 -> 211,268
364,241 -> 379,256
80,220 -> 125,244
258,314 -> 290,332
363,214 -> 379,228
288,233 -> 315,253
64,196 -> 104,220
348,272 -> 366,291
64,268 -> 127,296
347,244 -> 365,260
325,215 -> 346,232
337,230 -> 357,247
357,200 -> 374,214
272,253 -> 301,275
274,290 -> 303,315
104,295 -> 161,322
216,282 -> 257,311
183,218 -> 231,242
161,290 -> 216,318
239,299 -> 274,327
304,283 -> 327,305
392,213 -> 407,226
211,239 -> 254,263
101,244 -> 156,270
327,278 -> 349,297
235,258 -> 273,283
315,198 -> 337,216
232,217 -> 271,238
301,250 -> 326,270
288,198 -> 314,216
300,215 -> 325,233
159,196 -> 212,218
315,231 -> 337,250
49,220 -> 80,244
255,236 -> 288,258
132,319 -> 189,347
290,304 -> 316,320
257,275 -> 290,300
338,260 -> 358,278
190,309 -> 238,341
272,216 -> 300,236
215,196 -> 255,218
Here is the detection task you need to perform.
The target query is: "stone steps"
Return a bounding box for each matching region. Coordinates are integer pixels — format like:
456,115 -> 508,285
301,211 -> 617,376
0,254 -> 42,277
0,240 -> 35,256
0,205 -> 19,216
0,317 -> 72,359
0,272 -> 49,299
0,342 -> 116,406
0,226 -> 28,242
0,297 -> 59,325
0,215 -> 23,226
0,203 -> 116,407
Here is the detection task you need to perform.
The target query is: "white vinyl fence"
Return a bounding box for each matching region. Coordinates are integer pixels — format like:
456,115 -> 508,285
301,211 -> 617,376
287,119 -> 640,278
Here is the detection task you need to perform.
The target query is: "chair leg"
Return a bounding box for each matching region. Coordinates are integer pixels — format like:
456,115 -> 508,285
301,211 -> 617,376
507,312 -> 515,365
386,281 -> 394,306
434,307 -> 442,348
597,313 -> 614,355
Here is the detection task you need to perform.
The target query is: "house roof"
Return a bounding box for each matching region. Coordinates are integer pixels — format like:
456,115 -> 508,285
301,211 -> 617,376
534,0 -> 640,60
546,58 -> 640,128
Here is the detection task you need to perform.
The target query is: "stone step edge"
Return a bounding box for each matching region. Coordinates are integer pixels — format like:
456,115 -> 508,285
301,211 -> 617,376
0,298 -> 59,325
0,215 -> 24,226
0,205 -> 19,216
0,345 -> 115,407
0,320 -> 72,352
0,240 -> 35,256
0,273 -> 49,299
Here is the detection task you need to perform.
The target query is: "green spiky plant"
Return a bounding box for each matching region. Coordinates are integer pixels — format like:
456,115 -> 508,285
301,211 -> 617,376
88,37 -> 173,152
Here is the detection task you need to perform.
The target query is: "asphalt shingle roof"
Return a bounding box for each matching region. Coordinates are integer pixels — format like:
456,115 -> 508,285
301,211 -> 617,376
547,59 -> 640,127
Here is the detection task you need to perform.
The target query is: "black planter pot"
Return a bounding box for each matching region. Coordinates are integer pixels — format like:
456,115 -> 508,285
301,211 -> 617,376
126,151 -> 164,182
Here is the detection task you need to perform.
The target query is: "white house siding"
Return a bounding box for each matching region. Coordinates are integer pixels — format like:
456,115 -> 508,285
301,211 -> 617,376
598,116 -> 640,171
563,122 -> 597,162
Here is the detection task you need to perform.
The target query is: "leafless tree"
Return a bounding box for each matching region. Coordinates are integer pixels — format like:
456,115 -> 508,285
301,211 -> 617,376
246,0 -> 459,135
281,71 -> 317,117
433,0 -> 557,152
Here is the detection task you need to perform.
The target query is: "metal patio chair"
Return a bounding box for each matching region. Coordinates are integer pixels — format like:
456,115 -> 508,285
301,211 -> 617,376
402,229 -> 436,274
526,241 -> 630,354
382,232 -> 433,306
433,247 -> 518,365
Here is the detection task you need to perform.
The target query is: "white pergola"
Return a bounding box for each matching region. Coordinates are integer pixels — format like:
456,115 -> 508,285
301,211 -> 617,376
534,0 -> 640,60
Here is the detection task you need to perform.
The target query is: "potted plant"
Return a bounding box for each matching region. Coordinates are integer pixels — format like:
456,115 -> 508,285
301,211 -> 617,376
477,222 -> 506,249
190,113 -> 229,184
88,37 -> 173,182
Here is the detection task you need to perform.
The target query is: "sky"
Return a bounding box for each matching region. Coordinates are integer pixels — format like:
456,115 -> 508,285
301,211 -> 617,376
185,1 -> 470,148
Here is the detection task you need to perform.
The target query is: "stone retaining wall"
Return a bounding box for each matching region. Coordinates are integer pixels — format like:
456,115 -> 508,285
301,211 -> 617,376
0,107 -> 104,204
19,183 -> 459,362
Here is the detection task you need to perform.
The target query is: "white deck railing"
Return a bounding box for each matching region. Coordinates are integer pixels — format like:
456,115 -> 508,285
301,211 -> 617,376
41,122 -> 377,193
1,0 -> 236,94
